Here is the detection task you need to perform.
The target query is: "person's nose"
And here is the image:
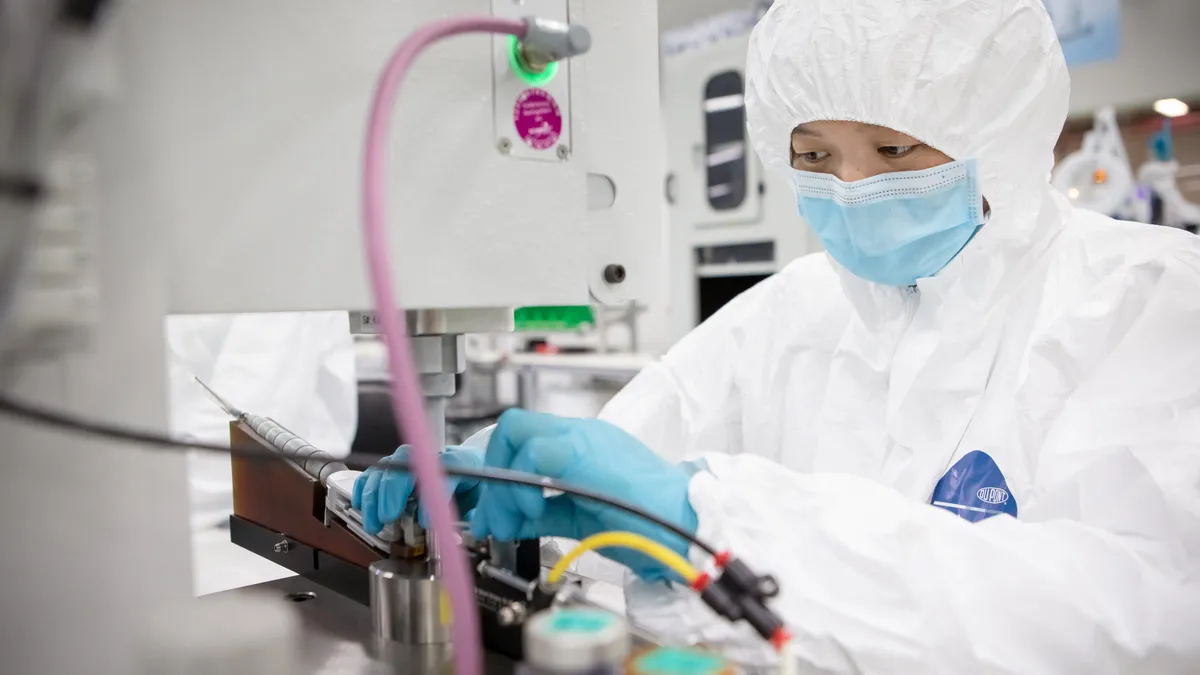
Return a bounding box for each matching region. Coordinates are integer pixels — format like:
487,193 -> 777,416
835,163 -> 879,183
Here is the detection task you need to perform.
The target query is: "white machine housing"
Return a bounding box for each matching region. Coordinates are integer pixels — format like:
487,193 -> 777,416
660,30 -> 817,344
113,0 -> 661,316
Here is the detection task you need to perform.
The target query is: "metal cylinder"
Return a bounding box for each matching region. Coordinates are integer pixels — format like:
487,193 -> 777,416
369,559 -> 451,645
425,396 -> 447,455
409,334 -> 463,567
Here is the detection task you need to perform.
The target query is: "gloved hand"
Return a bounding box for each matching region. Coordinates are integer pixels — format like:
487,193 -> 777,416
352,445 -> 484,535
469,409 -> 699,580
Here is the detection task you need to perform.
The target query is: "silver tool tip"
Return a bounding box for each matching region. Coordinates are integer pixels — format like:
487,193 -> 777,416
193,376 -> 243,418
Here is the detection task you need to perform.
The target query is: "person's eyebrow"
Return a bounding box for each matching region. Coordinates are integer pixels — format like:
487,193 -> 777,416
792,124 -> 820,137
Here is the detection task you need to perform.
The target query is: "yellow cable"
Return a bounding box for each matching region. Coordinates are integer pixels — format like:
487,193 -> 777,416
547,531 -> 700,585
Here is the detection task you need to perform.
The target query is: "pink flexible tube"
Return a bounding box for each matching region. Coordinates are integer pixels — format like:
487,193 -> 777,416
362,16 -> 527,675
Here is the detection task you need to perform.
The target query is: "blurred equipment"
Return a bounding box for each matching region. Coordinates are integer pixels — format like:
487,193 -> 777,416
1052,106 -> 1149,221
1138,121 -> 1200,232
0,0 -> 109,365
0,0 -> 661,673
1053,106 -> 1200,232
510,351 -> 652,415
510,304 -> 653,417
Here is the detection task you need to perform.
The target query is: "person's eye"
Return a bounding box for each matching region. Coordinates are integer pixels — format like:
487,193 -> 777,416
795,150 -> 830,165
879,145 -> 918,158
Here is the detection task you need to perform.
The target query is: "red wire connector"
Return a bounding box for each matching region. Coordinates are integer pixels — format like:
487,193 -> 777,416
697,555 -> 788,649
770,627 -> 792,652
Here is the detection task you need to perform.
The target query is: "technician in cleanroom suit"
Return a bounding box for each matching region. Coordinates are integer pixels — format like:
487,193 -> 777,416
356,0 -> 1200,670
167,313 -> 357,530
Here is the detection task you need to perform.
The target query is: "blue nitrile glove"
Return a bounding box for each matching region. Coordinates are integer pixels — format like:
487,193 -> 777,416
352,445 -> 485,535
469,409 -> 699,581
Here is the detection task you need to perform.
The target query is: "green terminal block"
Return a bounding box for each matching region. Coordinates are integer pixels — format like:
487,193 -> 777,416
508,35 -> 559,86
514,306 -> 594,332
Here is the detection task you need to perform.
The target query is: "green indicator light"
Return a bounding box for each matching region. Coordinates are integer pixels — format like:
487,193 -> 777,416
508,35 -> 558,86
514,306 -> 594,332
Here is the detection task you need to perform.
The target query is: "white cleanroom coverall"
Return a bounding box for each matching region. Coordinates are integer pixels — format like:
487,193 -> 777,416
602,0 -> 1200,671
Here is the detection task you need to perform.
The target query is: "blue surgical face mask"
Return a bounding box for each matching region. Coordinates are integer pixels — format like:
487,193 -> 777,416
790,159 -> 986,287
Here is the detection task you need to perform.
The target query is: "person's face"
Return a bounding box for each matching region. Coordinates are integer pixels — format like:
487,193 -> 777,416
790,120 -> 954,181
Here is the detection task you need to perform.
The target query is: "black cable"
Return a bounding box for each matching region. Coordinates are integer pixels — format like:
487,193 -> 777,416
60,0 -> 113,27
0,393 -> 718,555
0,174 -> 45,203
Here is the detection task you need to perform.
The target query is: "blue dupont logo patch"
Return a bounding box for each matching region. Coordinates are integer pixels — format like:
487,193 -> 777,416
930,450 -> 1017,523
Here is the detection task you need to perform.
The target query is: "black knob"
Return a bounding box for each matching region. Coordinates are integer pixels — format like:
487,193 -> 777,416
603,264 -> 627,284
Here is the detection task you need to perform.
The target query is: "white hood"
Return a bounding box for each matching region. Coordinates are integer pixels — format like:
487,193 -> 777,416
745,0 -> 1074,322
746,0 -> 1068,216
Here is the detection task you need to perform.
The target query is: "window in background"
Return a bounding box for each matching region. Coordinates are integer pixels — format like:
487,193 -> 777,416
704,71 -> 748,211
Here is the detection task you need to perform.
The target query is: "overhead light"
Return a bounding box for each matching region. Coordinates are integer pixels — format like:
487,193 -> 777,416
1153,98 -> 1190,118
1067,187 -> 1081,200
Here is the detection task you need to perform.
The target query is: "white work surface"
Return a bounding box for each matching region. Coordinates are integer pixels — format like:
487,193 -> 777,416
508,352 -> 654,417
192,526 -> 294,596
506,352 -> 655,375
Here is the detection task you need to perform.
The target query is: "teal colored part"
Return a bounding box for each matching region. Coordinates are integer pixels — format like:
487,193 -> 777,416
508,35 -> 559,85
543,609 -> 614,635
634,648 -> 726,675
1149,121 -> 1174,162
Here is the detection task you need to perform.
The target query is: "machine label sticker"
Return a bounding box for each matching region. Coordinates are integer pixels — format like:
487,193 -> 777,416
930,450 -> 1018,523
513,88 -> 562,150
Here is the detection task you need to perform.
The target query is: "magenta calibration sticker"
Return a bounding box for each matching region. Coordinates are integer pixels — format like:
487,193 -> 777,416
513,88 -> 562,150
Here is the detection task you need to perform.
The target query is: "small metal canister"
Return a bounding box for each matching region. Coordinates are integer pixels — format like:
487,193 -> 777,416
521,607 -> 631,675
